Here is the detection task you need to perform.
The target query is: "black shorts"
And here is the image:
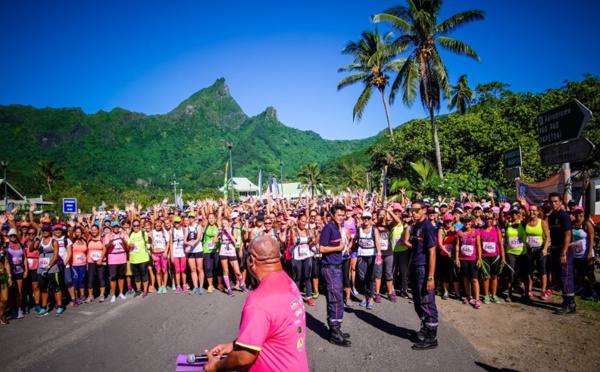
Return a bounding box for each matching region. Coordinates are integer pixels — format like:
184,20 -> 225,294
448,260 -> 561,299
573,257 -> 594,278
188,252 -> 204,259
12,272 -> 24,281
219,255 -> 237,262
28,271 -> 39,283
460,260 -> 479,279
528,249 -> 547,275
482,256 -> 501,277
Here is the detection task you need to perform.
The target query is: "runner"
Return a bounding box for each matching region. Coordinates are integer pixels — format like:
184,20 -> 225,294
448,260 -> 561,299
353,211 -> 381,310
392,208 -> 411,299
479,212 -> 505,304
456,215 -> 482,309
290,214 -> 315,306
6,229 -> 27,319
105,221 -> 128,303
217,217 -> 246,297
374,208 -> 399,303
202,213 -> 222,293
35,224 -> 62,317
571,206 -> 596,300
24,226 -> 40,313
150,219 -> 171,294
311,214 -> 324,300
85,224 -> 107,303
170,216 -> 187,293
437,213 -> 459,300
128,219 -> 152,298
70,227 -> 88,306
525,204 -> 550,300
54,224 -> 76,309
0,240 -> 11,324
501,204 -> 528,303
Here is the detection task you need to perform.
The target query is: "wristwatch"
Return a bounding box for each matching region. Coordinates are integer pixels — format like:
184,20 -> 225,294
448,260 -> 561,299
427,276 -> 434,281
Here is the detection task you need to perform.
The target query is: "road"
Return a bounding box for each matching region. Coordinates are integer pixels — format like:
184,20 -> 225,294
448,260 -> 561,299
0,287 -> 490,372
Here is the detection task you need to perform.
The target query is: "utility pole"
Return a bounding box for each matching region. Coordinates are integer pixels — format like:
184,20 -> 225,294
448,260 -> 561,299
280,161 -> 284,196
227,141 -> 234,203
1,160 -> 9,210
171,175 -> 178,206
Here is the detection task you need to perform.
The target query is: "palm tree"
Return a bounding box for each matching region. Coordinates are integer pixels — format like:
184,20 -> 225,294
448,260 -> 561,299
36,160 -> 64,192
373,0 -> 485,177
337,27 -> 406,135
410,159 -> 435,184
297,163 -> 325,197
340,164 -> 366,190
449,74 -> 475,115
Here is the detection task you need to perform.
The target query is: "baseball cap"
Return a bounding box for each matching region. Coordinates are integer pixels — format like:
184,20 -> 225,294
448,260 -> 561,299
491,207 -> 500,214
440,202 -> 448,207
393,203 -> 403,211
103,216 -> 111,222
426,206 -> 436,214
20,221 -> 30,227
52,223 -> 62,230
173,216 -> 182,223
362,211 -> 372,218
401,211 -> 410,218
464,203 -> 473,209
454,207 -> 464,214
572,206 -> 584,214
443,213 -> 453,221
41,223 -> 52,231
481,203 -> 490,210
473,204 -> 482,210
7,228 -> 17,236
231,212 -> 239,218
111,221 -> 120,227
509,206 -> 520,214
346,206 -> 353,211
187,212 -> 196,218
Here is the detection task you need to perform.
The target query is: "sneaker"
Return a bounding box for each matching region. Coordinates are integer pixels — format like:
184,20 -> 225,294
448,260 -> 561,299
401,290 -> 410,299
207,285 -> 215,293
473,300 -> 481,309
359,299 -> 367,307
442,292 -> 449,300
24,306 -> 30,314
351,287 -> 359,296
142,291 -> 148,298
217,284 -> 225,292
505,296 -> 513,303
482,295 -> 490,304
72,299 -> 80,307
198,287 -> 205,295
110,295 -> 117,303
134,291 -> 142,298
85,296 -> 94,303
527,291 -> 534,298
592,291 -> 599,301
118,293 -> 127,300
98,295 -> 105,303
312,292 -> 319,299
126,289 -> 134,296
241,285 -> 249,293
389,293 -> 398,303
540,293 -> 548,301
183,285 -> 188,292
374,293 -> 382,303
189,288 -> 198,295
162,286 -> 168,294
36,309 -> 48,318
34,305 -> 42,313
306,298 -> 316,306
56,307 -> 64,316
17,310 -> 24,319
53,304 -> 59,311
227,289 -> 235,297
545,289 -> 553,296
148,286 -> 156,293
79,295 -> 86,303
462,296 -> 472,305
10,311 -> 17,320
366,302 -> 375,310
491,295 -> 500,304
344,298 -> 353,308
0,315 -> 9,324
175,287 -> 181,294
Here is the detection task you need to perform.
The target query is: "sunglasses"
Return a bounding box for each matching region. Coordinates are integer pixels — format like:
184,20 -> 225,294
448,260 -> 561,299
411,208 -> 422,213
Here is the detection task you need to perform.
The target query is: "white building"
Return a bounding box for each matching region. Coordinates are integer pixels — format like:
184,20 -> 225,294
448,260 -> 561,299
219,177 -> 260,198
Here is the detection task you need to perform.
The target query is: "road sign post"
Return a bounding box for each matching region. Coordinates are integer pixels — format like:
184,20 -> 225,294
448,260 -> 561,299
63,198 -> 77,214
537,99 -> 592,147
540,138 -> 595,167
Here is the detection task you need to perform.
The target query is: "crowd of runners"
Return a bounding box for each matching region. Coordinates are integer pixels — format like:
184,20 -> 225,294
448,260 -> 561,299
0,189 -> 596,325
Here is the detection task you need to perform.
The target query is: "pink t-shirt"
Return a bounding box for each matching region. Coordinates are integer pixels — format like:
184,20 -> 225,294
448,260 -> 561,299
457,229 -> 479,261
479,226 -> 500,257
235,270 -> 309,372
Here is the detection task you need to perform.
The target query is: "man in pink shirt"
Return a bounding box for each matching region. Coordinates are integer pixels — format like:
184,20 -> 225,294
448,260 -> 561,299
203,235 -> 309,372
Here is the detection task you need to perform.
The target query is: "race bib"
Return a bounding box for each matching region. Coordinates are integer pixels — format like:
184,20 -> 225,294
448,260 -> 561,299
295,244 -> 311,260
526,236 -> 541,248
74,254 -> 86,264
380,239 -> 389,251
460,244 -> 474,256
27,258 -> 35,269
572,240 -> 585,254
224,243 -> 234,253
131,244 -> 140,253
39,257 -> 50,269
173,247 -> 185,257
358,238 -> 374,248
91,252 -> 102,261
509,237 -> 523,249
207,242 -> 216,250
482,242 -> 496,254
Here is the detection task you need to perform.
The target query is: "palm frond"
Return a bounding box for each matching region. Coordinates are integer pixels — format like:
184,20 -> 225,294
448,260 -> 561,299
437,37 -> 480,61
337,72 -> 368,90
353,85 -> 373,121
435,10 -> 485,35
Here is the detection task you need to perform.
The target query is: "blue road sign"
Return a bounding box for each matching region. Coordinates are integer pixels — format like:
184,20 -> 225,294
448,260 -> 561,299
63,198 -> 77,214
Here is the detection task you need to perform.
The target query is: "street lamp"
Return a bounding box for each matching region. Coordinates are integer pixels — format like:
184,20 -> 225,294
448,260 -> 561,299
1,160 -> 8,209
279,161 -> 284,196
227,141 -> 234,203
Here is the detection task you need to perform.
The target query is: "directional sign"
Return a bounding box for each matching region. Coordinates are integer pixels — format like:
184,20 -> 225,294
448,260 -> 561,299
502,146 -> 522,168
504,167 -> 522,181
63,198 -> 77,214
537,99 -> 592,147
540,138 -> 595,166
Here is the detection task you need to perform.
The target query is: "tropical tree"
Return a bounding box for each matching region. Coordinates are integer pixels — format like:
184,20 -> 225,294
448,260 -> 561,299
36,160 -> 64,192
373,0 -> 485,177
337,27 -> 406,135
340,164 -> 366,190
297,163 -> 325,197
449,74 -> 475,115
409,159 -> 435,183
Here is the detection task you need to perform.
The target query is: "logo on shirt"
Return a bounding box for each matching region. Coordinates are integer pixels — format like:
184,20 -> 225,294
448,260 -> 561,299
294,319 -> 301,326
295,308 -> 303,317
296,337 -> 304,352
290,299 -> 299,310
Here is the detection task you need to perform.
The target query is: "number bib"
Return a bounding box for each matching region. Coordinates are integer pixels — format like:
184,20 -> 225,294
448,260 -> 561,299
12,256 -> 23,266
482,242 -> 496,254
295,244 -> 311,260
508,237 -> 523,249
131,244 -> 140,253
74,254 -> 86,264
380,239 -> 389,251
460,244 -> 474,256
39,257 -> 50,269
526,236 -> 541,248
27,258 -> 35,269
206,242 -> 216,251
358,238 -> 374,248
572,240 -> 585,254
91,252 -> 102,261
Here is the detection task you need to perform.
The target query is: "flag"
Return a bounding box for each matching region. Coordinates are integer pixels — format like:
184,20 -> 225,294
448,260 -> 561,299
223,162 -> 229,199
268,175 -> 273,195
258,169 -> 263,200
516,168 -> 566,205
272,177 -> 279,196
381,166 -> 387,202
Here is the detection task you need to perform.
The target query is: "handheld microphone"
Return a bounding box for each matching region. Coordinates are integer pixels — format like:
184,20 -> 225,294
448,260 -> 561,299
186,354 -> 228,364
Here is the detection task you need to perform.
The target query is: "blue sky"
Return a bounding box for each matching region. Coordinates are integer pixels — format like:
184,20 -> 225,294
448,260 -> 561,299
1,0 -> 599,140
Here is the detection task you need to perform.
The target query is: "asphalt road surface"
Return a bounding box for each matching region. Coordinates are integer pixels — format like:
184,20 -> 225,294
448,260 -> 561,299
0,287 -> 490,372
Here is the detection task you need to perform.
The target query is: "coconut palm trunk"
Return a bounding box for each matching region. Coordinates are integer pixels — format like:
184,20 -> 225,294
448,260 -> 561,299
381,88 -> 394,135
430,107 -> 443,178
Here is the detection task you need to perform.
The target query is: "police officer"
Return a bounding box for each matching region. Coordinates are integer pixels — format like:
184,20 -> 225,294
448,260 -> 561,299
406,200 -> 439,350
547,192 -> 574,314
319,203 -> 351,347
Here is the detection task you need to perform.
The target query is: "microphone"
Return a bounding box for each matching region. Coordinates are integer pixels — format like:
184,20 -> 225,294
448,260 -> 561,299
186,354 -> 228,364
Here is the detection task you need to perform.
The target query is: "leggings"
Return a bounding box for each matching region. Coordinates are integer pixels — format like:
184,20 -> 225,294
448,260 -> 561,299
173,257 -> 187,274
71,266 -> 87,291
342,257 -> 351,289
108,264 -> 126,281
374,255 -> 394,281
393,250 -> 411,292
311,256 -> 321,280
292,258 -> 312,296
38,271 -> 61,293
203,252 -> 221,278
357,256 -> 375,297
131,262 -> 149,283
87,263 -> 107,289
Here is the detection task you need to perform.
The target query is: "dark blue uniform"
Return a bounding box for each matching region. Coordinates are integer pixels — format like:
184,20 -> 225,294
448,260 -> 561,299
548,210 -> 574,296
319,220 -> 344,333
410,219 -> 439,330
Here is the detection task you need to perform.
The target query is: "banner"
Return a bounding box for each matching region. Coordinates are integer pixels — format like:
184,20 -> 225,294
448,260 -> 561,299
272,177 -> 280,196
223,162 -> 229,199
516,168 -> 566,205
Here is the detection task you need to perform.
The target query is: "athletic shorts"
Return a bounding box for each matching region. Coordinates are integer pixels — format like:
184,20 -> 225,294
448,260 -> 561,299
152,253 -> 168,271
460,259 -> 479,279
28,271 -> 39,283
12,272 -> 24,281
350,251 -> 358,259
188,252 -> 204,259
481,256 -> 501,277
219,255 -> 237,262
528,248 -> 547,275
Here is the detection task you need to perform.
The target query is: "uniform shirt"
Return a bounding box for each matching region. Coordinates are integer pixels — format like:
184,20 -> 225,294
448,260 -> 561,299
319,221 -> 343,265
410,219 -> 437,267
235,270 -> 309,372
548,210 -> 572,248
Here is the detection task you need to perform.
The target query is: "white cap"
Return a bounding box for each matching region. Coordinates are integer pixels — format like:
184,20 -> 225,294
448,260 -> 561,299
231,212 -> 239,218
7,228 -> 17,236
362,211 -> 372,218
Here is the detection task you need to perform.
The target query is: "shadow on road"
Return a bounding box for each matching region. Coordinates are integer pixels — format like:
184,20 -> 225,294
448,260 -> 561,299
475,361 -> 521,372
305,311 -> 330,340
352,308 -> 414,341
